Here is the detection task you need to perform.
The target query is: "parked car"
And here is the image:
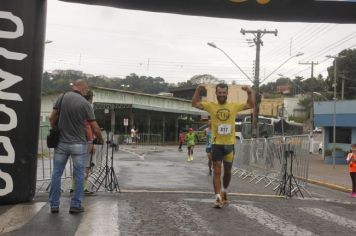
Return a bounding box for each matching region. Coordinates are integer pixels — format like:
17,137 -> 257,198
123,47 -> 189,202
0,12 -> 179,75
313,127 -> 322,133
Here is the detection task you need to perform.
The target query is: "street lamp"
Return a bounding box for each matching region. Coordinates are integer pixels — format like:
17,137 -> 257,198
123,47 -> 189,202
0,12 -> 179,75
312,92 -> 328,101
260,52 -> 304,84
207,42 -> 253,83
325,54 -> 346,169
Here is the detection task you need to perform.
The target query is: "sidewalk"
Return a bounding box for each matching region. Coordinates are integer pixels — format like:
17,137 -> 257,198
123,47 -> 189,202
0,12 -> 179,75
308,153 -> 352,192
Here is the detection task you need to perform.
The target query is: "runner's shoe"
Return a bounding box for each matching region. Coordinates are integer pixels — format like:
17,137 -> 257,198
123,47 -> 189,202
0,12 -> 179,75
221,191 -> 229,205
190,156 -> 194,161
213,195 -> 223,208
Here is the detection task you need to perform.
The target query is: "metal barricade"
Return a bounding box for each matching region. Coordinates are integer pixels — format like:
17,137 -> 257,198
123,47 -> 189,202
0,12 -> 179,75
233,135 -> 311,197
116,133 -> 162,146
283,135 -> 311,195
36,128 -> 160,193
36,125 -> 73,192
234,137 -> 282,189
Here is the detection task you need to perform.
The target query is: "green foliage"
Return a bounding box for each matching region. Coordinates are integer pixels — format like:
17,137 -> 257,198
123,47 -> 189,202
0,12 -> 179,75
42,70 -> 169,95
326,49 -> 356,99
288,115 -> 307,123
325,149 -> 332,156
325,147 -> 348,157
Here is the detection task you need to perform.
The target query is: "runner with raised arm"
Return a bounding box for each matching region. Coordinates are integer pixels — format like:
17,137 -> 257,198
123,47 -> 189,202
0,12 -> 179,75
192,83 -> 254,208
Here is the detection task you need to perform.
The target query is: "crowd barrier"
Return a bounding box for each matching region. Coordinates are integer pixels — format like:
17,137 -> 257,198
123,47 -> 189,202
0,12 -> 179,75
36,125 -> 73,192
37,126 -> 110,192
233,135 -> 311,197
115,133 -> 162,146
37,125 -> 310,197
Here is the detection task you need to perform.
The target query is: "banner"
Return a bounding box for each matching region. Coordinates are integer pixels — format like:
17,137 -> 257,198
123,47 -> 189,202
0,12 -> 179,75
0,0 -> 47,204
60,0 -> 356,23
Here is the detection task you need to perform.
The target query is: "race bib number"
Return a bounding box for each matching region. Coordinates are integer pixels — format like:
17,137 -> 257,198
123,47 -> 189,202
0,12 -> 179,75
217,124 -> 231,135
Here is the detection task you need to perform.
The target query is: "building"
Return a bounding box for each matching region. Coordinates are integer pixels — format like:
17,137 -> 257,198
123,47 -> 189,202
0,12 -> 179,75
40,87 -> 207,142
171,84 -> 306,120
314,100 -> 356,159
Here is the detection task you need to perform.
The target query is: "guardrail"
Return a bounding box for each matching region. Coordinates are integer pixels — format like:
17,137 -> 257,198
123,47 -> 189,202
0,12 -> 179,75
233,135 -> 311,197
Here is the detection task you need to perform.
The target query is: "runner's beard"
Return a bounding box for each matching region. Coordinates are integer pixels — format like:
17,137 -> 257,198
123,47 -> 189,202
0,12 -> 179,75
217,96 -> 227,104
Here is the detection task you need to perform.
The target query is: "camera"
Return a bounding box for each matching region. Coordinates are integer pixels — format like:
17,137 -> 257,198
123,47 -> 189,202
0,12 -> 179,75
92,138 -> 103,145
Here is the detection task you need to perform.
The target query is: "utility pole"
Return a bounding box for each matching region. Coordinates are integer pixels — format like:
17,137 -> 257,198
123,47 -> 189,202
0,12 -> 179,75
298,61 -> 318,79
241,28 -> 278,138
299,61 -> 318,129
326,54 -> 345,169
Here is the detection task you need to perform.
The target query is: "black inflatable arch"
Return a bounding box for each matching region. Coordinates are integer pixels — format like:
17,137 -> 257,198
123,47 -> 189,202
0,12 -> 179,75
1,0 -> 356,204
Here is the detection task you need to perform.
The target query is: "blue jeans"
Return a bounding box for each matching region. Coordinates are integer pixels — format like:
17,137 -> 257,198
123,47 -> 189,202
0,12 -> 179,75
49,142 -> 88,208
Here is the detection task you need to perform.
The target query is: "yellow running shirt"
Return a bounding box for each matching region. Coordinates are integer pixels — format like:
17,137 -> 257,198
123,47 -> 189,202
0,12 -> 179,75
201,102 -> 245,145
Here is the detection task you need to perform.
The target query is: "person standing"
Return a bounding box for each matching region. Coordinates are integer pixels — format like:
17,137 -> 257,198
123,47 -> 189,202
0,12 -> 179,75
192,83 -> 254,208
70,90 -> 97,195
204,121 -> 213,176
130,127 -> 136,144
178,130 -> 185,152
186,128 -> 196,161
346,144 -> 356,198
49,80 -> 103,214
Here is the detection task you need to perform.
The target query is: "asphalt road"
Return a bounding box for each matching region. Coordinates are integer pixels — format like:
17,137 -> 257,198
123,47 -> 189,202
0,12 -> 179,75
1,145 -> 355,236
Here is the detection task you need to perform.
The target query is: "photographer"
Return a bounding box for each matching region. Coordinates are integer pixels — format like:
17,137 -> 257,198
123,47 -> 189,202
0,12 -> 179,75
70,90 -> 99,195
48,80 -> 103,214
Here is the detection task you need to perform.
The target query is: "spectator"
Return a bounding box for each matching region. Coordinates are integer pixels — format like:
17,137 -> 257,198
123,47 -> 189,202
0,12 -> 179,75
178,130 -> 185,152
130,126 -> 136,144
346,144 -> 356,198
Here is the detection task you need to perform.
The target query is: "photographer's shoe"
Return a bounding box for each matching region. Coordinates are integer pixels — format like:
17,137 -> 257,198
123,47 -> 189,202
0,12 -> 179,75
84,189 -> 96,196
69,206 -> 85,214
50,207 -> 59,213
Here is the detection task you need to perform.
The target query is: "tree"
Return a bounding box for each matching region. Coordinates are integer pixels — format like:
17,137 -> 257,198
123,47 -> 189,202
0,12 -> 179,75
326,49 -> 356,100
189,74 -> 220,85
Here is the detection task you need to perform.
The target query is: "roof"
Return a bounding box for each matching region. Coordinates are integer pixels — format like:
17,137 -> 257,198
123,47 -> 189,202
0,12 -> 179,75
93,86 -> 191,102
60,0 -> 356,23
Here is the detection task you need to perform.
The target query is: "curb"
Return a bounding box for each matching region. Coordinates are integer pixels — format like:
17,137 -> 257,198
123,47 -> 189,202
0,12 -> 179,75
306,178 -> 352,193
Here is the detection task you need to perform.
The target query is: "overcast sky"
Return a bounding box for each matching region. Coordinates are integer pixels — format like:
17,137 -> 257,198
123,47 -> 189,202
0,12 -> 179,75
44,0 -> 356,86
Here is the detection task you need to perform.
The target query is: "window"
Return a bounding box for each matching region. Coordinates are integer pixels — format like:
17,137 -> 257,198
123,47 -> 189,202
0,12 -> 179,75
328,127 -> 351,144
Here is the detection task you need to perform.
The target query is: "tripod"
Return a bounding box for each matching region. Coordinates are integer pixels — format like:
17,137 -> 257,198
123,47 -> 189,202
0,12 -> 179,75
94,131 -> 121,192
276,144 -> 303,198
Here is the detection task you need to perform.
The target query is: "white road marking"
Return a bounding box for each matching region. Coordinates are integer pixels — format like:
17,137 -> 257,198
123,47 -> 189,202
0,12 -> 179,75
184,198 -> 255,205
161,201 -> 213,236
75,201 -> 119,236
232,204 -> 316,236
0,202 -> 46,233
299,207 -> 356,231
120,148 -> 144,160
